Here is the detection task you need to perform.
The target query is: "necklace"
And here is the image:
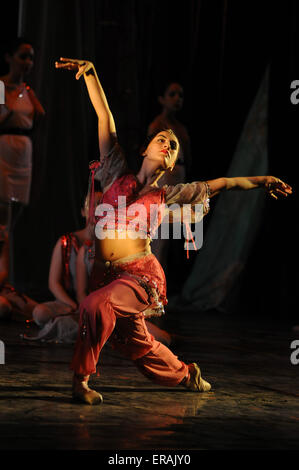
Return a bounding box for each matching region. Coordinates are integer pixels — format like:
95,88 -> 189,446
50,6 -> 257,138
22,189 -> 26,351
5,82 -> 26,98
17,84 -> 26,98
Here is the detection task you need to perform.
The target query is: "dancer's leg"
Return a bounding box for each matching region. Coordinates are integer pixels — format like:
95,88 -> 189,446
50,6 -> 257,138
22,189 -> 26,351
71,276 -> 152,376
145,320 -> 172,346
110,313 -> 188,386
70,276 -> 210,405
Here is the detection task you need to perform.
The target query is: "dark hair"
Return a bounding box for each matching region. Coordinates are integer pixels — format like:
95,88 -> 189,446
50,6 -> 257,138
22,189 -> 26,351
139,129 -> 168,155
4,36 -> 34,56
139,128 -> 179,161
155,79 -> 184,98
0,37 -> 34,75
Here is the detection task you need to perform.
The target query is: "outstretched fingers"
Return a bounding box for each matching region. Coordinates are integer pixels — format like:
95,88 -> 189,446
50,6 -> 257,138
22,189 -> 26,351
55,58 -> 93,80
267,180 -> 292,199
55,61 -> 79,71
55,58 -> 86,71
58,57 -> 87,65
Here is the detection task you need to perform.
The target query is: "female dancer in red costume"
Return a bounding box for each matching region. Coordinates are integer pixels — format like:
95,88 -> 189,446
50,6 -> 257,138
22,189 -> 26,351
56,58 -> 292,405
31,194 -> 98,327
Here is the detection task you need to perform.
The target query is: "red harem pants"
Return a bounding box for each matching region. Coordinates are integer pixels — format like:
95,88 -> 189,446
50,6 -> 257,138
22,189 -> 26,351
70,274 -> 188,386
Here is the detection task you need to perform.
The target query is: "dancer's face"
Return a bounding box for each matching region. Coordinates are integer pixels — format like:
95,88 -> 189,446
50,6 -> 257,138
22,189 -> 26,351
159,83 -> 184,113
6,43 -> 34,77
143,130 -> 179,171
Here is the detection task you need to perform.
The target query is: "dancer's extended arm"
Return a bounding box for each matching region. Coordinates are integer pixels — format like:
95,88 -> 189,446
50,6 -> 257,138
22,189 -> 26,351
164,175 -> 292,224
206,176 -> 292,199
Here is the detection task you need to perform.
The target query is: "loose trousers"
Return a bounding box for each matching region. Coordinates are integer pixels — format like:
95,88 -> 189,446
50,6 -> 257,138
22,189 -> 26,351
71,275 -> 188,386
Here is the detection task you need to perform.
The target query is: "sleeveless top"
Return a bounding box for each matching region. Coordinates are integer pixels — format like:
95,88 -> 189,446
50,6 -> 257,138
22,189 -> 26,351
60,233 -> 81,298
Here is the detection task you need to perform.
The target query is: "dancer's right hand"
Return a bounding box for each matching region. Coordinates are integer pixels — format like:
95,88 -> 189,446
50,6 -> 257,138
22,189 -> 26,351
55,57 -> 94,80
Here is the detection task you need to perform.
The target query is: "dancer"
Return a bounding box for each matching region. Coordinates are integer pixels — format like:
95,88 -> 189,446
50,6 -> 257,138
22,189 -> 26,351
0,223 -> 37,320
147,80 -> 191,187
0,37 -> 45,283
0,191 -> 97,324
56,58 -> 291,405
0,37 -> 45,204
32,192 -> 101,327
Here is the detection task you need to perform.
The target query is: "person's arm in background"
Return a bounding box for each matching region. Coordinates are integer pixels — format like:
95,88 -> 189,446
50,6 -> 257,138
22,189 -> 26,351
48,239 -> 77,311
0,235 -> 9,286
27,85 -> 45,125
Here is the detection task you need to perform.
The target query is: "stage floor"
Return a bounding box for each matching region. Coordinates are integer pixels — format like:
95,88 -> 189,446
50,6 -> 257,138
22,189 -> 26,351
0,309 -> 298,451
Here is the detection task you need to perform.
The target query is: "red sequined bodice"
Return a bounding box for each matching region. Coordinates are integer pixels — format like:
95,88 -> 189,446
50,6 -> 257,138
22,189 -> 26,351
95,173 -> 165,237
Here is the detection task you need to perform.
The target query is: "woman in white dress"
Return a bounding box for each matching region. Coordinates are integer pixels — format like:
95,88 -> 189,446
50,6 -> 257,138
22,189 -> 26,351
0,37 -> 45,285
0,37 -> 45,206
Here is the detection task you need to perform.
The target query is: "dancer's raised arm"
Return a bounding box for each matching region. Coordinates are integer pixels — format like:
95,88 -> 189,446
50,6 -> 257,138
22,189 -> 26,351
55,58 -> 116,158
55,58 -> 128,192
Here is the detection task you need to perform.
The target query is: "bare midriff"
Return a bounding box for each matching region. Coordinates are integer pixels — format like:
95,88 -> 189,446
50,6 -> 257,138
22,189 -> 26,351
96,230 -> 151,262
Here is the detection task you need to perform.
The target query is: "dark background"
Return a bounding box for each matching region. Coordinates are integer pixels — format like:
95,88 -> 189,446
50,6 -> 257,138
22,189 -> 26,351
1,0 -> 298,321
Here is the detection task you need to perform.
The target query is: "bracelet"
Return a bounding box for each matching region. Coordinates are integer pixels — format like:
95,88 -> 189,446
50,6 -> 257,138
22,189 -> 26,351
203,181 -> 212,197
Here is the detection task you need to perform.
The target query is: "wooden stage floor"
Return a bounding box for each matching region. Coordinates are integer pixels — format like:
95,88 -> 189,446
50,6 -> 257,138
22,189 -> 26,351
0,309 -> 298,453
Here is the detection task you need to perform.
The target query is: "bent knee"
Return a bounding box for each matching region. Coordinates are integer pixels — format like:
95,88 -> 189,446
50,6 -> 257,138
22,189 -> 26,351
32,304 -> 53,326
80,290 -> 109,315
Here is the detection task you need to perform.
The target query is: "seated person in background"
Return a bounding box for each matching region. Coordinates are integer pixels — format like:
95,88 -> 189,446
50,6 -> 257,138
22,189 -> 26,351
0,222 -> 37,320
32,192 -> 101,327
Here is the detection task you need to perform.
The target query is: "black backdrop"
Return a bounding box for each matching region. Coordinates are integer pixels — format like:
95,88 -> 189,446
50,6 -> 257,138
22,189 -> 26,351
1,0 -> 298,321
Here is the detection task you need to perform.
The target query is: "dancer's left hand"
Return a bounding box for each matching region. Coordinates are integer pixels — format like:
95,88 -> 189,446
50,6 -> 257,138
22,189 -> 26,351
265,176 -> 292,199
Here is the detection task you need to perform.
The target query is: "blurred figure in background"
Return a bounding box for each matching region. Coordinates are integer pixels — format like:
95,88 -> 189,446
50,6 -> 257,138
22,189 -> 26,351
31,191 -> 102,328
147,81 -> 191,186
0,220 -> 37,321
0,37 -> 45,284
147,81 -> 192,289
